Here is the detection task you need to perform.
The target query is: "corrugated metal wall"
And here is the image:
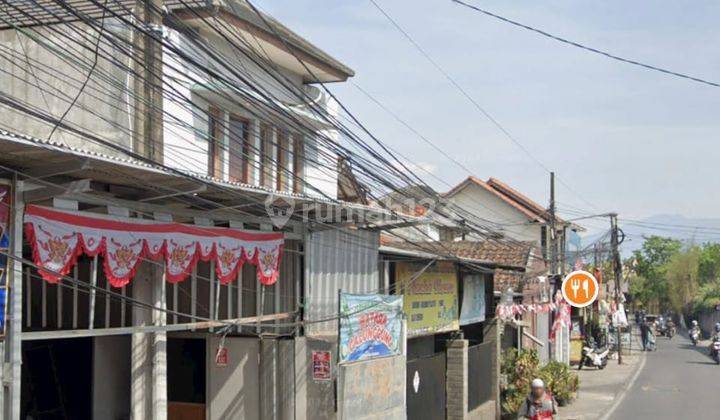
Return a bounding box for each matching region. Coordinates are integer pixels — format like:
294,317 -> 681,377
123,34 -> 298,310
304,228 -> 380,336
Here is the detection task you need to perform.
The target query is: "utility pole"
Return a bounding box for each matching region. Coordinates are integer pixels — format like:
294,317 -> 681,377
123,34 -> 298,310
131,2 -> 166,419
610,213 -> 623,364
549,172 -> 557,276
133,0 -> 164,162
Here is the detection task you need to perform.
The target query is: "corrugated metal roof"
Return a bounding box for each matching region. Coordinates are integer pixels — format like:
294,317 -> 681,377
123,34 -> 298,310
304,228 -> 380,337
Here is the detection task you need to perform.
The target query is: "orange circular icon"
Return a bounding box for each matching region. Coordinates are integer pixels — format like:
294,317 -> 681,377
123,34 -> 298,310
561,271 -> 599,308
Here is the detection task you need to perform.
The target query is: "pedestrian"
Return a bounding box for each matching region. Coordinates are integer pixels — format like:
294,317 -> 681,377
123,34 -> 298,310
640,317 -> 649,351
517,378 -> 557,420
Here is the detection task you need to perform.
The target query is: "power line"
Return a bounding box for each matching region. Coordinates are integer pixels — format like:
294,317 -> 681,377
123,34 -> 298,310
368,0 -> 601,214
451,0 -> 720,89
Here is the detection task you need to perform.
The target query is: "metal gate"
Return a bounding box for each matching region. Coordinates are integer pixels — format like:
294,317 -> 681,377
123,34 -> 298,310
468,342 -> 493,410
406,352 -> 446,420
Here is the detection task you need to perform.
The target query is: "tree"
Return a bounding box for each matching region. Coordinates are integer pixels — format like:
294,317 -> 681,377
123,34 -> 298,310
629,236 -> 682,311
699,243 -> 720,284
665,246 -> 700,314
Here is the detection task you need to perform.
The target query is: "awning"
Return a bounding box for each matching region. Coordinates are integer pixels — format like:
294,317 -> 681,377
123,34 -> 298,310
24,205 -> 284,287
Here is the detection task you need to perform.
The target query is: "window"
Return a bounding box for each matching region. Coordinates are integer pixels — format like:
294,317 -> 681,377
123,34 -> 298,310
259,124 -> 274,188
292,134 -> 304,193
228,115 -> 250,183
276,129 -> 289,191
207,106 -> 224,179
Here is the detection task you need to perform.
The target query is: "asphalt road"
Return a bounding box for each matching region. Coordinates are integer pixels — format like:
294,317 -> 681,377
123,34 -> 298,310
609,330 -> 718,419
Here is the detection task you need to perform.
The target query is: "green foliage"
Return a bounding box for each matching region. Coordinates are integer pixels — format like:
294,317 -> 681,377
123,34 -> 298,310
699,243 -> 720,284
500,349 -> 579,415
665,246 -> 700,313
691,281 -> 720,313
538,361 -> 580,406
629,236 -> 682,311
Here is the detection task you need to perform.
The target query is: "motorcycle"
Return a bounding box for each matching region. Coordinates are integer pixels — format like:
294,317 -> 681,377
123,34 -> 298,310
711,339 -> 720,365
690,329 -> 700,346
666,325 -> 676,339
579,343 -> 610,370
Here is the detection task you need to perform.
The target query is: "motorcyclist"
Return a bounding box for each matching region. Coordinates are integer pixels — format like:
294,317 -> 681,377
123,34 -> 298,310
517,378 -> 557,419
690,320 -> 700,337
712,323 -> 720,342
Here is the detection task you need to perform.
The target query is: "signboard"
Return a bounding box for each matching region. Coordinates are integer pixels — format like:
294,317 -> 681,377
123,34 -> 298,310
460,274 -> 485,325
215,346 -> 229,367
561,271 -> 599,308
0,184 -> 10,338
312,350 -> 332,381
397,262 -> 459,337
339,293 -> 403,363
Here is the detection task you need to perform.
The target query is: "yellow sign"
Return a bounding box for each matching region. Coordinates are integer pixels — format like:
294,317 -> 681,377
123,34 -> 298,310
397,262 -> 459,337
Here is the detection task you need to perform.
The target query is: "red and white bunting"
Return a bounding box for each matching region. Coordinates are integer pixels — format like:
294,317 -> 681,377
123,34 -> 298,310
495,301 -> 557,320
24,205 -> 284,287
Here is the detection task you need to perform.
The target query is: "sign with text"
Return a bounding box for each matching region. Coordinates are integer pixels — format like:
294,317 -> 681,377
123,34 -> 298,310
339,293 -> 403,363
312,350 -> 332,381
460,274 -> 486,325
397,261 -> 459,337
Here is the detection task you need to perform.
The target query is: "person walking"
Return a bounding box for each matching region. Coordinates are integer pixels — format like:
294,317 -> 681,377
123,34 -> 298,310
517,378 -> 557,420
640,317 -> 650,351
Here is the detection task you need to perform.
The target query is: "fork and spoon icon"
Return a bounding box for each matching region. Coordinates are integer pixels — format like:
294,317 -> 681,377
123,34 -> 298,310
570,277 -> 590,300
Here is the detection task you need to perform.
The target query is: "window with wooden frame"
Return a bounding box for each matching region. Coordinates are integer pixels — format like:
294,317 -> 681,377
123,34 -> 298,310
292,134 -> 304,193
228,115 -> 251,183
276,129 -> 290,191
259,123 -> 274,188
207,106 -> 224,179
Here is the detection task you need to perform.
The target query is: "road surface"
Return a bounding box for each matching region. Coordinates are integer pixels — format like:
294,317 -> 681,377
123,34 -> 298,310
609,330 -> 718,419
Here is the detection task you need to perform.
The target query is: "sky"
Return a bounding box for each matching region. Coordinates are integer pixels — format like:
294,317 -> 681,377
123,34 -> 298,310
258,0 -> 720,232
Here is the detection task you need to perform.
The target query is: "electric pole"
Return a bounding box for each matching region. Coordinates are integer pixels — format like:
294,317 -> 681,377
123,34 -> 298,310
549,172 -> 557,276
610,213 -> 623,364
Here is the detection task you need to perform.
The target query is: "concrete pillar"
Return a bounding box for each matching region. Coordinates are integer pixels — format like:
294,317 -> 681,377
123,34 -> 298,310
7,180 -> 24,420
446,339 -> 468,420
260,339 -> 278,420
131,270 -> 152,420
294,337 -> 307,420
152,265 -> 168,420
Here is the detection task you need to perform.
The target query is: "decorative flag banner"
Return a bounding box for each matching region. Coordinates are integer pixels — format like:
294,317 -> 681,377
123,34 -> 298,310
495,301 -> 556,320
24,205 -> 284,287
551,291 -> 571,341
339,293 -> 403,363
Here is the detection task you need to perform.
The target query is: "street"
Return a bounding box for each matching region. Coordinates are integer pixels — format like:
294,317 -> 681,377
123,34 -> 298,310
609,330 -> 718,419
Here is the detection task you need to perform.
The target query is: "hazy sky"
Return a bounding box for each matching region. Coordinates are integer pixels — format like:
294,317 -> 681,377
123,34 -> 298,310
260,0 -> 720,230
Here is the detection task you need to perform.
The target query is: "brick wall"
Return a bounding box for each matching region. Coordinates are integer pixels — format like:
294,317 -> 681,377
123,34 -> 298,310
446,339 -> 469,420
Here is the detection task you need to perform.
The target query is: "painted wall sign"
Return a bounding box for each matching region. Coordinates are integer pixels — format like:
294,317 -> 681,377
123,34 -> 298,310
0,184 -> 10,338
460,274 -> 486,325
339,293 -> 403,363
312,350 -> 332,381
396,262 -> 459,337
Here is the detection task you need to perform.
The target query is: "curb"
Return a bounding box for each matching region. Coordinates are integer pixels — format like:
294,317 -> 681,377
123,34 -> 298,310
597,349 -> 647,420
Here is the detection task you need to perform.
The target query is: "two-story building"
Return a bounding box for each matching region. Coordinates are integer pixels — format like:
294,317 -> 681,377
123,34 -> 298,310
0,2 -> 414,419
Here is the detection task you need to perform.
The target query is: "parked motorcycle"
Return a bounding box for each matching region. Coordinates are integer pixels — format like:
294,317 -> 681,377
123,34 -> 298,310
579,341 -> 610,370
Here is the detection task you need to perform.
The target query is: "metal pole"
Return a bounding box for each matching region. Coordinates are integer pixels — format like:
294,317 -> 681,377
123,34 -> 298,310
610,213 -> 623,364
549,172 -> 557,276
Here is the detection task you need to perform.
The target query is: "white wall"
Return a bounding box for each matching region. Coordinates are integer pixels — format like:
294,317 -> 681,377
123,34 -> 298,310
0,21 -> 133,156
161,27 -> 340,199
448,183 -> 542,244
93,336 -> 131,420
207,336 -> 261,420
